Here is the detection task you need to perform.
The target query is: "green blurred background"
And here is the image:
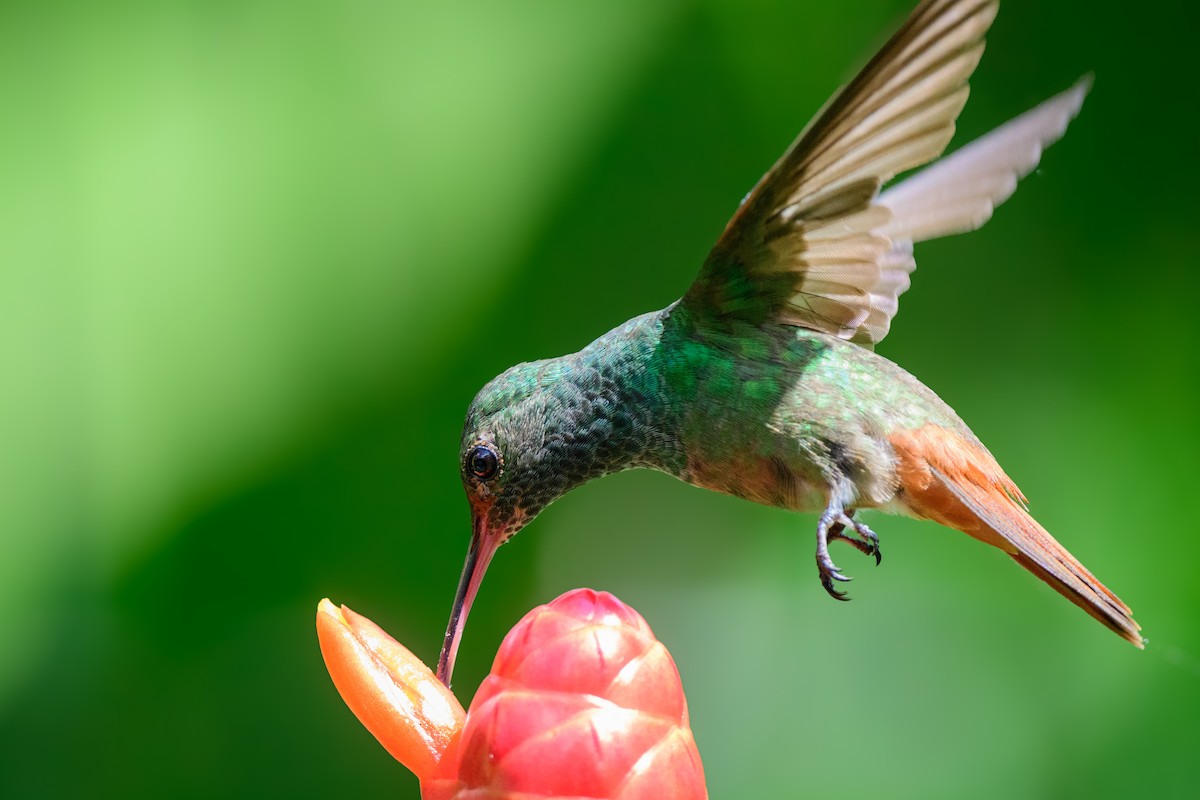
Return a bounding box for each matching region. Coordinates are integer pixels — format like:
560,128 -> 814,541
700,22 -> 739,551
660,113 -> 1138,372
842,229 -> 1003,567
2,0 -> 1197,797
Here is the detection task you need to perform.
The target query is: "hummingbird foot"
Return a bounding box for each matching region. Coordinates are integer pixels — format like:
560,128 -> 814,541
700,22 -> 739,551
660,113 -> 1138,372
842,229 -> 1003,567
816,508 -> 881,600
816,508 -> 853,601
829,513 -> 882,566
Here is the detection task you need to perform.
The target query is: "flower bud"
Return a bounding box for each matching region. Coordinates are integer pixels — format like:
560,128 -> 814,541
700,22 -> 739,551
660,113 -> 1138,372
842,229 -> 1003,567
317,590 -> 706,799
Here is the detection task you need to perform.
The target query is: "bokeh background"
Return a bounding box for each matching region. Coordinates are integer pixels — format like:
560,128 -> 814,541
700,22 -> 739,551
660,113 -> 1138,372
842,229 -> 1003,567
2,0 -> 1197,797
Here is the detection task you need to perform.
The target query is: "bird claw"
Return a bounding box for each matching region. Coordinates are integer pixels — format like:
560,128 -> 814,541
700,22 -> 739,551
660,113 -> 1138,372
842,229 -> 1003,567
820,572 -> 852,601
815,510 -> 883,601
829,519 -> 882,565
816,542 -> 853,600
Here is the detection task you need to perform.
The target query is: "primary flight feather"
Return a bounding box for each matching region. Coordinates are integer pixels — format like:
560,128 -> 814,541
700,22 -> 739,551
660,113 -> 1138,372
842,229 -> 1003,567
436,0 -> 1141,686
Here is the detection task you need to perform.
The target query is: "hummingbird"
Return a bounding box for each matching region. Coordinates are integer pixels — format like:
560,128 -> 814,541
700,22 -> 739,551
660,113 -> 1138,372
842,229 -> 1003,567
436,0 -> 1142,686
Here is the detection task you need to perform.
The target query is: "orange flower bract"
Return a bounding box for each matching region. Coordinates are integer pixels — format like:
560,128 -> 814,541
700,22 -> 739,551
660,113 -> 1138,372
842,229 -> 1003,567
316,599 -> 464,783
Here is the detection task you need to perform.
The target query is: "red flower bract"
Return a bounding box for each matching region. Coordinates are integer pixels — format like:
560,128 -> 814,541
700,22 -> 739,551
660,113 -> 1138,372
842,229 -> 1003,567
317,589 -> 706,800
457,589 -> 704,799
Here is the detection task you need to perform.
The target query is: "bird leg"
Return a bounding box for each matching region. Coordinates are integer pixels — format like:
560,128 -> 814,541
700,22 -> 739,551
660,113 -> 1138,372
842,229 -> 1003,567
816,505 -> 881,601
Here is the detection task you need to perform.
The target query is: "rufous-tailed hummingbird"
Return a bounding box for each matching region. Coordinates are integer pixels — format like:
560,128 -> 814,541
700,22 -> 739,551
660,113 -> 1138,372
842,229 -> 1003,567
437,0 -> 1142,686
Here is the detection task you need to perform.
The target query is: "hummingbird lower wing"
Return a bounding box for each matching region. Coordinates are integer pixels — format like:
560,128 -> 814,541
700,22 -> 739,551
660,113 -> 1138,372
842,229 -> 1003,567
855,77 -> 1091,341
877,76 -> 1091,245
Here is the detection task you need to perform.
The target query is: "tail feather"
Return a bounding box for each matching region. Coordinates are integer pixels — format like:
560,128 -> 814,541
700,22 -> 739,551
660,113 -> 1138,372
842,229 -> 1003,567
1010,552 -> 1140,646
890,425 -> 1143,648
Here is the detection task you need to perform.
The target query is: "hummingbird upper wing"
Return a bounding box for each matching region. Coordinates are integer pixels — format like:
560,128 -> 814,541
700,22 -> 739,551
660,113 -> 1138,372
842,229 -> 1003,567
684,0 -> 1085,346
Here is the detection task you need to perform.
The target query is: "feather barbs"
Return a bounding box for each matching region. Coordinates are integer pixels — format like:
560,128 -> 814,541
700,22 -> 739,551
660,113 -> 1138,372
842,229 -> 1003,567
685,0 -> 1090,349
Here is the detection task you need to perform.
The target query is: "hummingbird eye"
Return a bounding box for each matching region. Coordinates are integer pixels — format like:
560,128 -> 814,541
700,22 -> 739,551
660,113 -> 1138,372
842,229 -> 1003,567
467,444 -> 500,481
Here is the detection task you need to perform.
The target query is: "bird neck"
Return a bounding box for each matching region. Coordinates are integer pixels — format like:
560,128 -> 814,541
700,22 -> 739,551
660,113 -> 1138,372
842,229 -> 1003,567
548,305 -> 689,481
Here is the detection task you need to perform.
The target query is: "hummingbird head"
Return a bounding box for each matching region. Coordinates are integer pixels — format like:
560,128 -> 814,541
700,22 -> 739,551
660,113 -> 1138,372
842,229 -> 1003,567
436,357 -> 591,685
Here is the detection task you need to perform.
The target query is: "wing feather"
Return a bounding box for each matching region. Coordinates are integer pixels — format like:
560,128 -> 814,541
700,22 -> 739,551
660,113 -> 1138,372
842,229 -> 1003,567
878,75 -> 1092,242
687,0 -> 999,340
856,76 -> 1092,342
685,0 -> 1088,346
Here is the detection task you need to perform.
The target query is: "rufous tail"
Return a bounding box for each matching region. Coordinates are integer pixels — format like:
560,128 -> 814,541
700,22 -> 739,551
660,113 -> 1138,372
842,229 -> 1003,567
889,425 -> 1143,648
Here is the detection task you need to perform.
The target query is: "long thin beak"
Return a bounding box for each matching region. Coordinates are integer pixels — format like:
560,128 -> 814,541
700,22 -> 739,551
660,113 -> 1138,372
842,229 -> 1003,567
436,513 -> 500,688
